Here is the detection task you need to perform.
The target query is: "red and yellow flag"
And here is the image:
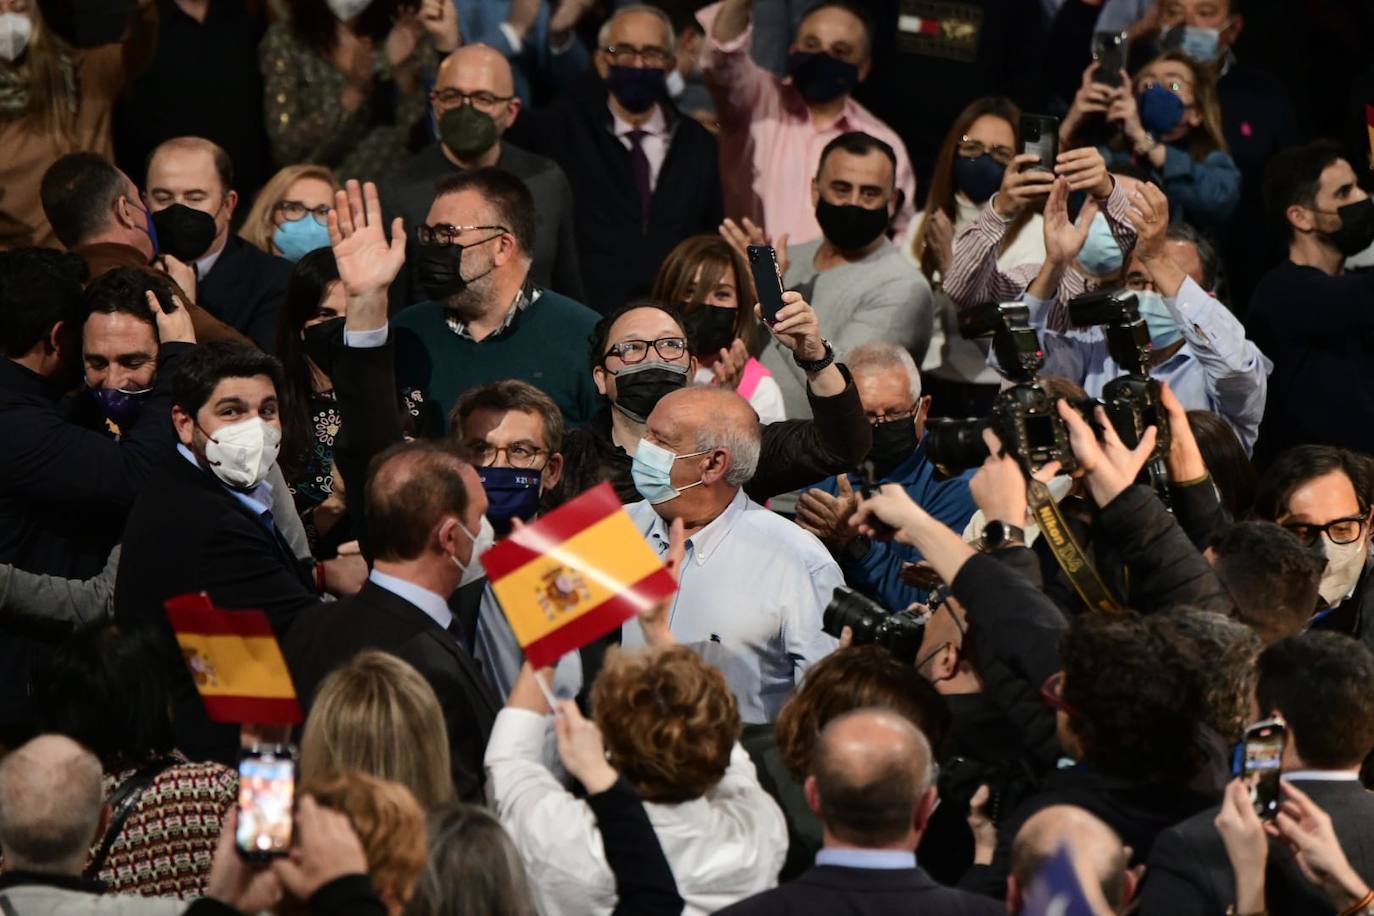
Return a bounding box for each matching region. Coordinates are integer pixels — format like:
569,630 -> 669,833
1366,104 -> 1374,166
482,482 -> 677,668
164,593 -> 303,725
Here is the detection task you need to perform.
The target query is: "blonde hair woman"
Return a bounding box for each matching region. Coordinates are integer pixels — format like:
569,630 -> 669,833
239,163 -> 341,260
300,650 -> 456,809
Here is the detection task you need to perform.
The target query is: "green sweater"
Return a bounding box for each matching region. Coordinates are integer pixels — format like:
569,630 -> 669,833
392,291 -> 601,434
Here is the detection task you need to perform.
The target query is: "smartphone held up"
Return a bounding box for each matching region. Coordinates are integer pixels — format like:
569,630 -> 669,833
1240,717 -> 1286,820
748,245 -> 786,324
236,744 -> 296,860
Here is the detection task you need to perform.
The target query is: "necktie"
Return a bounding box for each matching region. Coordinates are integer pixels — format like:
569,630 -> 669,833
627,129 -> 652,224
447,617 -> 470,653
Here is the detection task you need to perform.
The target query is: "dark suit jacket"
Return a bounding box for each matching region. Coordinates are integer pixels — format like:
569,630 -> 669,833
198,236 -> 291,351
1141,777 -> 1374,915
380,141 -> 584,303
506,72 -> 723,313
284,580 -> 499,803
113,451 -> 318,765
716,864 -> 1003,916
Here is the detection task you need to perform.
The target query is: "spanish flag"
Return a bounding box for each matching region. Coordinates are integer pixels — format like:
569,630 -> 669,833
165,593 -> 303,725
483,482 -> 677,668
1366,104 -> 1374,165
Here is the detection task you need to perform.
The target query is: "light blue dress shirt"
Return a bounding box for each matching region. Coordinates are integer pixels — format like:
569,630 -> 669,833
369,568 -> 454,631
177,443 -> 274,518
622,490 -> 842,724
995,279 -> 1271,454
815,848 -> 918,870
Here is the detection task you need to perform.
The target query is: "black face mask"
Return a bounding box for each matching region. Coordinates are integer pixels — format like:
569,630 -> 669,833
816,198 -> 890,252
301,316 -> 344,377
682,304 -> 738,357
610,362 -> 689,423
413,237 -> 498,301
1322,198 -> 1374,257
868,416 -> 919,477
786,50 -> 859,104
151,203 -> 218,262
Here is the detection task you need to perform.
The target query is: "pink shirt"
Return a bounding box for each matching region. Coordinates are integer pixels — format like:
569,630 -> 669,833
697,2 -> 917,246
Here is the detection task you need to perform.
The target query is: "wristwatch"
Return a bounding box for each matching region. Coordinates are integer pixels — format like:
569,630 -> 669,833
978,520 -> 1025,553
1134,132 -> 1159,156
793,339 -> 835,374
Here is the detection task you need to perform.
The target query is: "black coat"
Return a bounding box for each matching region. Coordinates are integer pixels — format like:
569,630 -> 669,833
716,865 -> 1003,916
198,237 -> 292,351
285,580 -> 499,803
506,73 -> 723,313
1141,777 -> 1374,915
113,451 -> 318,765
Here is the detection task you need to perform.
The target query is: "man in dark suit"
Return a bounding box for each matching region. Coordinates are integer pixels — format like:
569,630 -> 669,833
285,441 -> 500,803
145,137 -> 291,351
380,45 -> 583,303
718,708 -> 1000,916
114,340 -> 321,764
504,5 -> 723,313
1142,631 -> 1374,915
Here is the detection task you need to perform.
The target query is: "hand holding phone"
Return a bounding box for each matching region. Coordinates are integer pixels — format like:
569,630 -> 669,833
236,745 -> 296,860
1019,114 -> 1060,174
747,245 -> 786,324
1241,717 -> 1286,820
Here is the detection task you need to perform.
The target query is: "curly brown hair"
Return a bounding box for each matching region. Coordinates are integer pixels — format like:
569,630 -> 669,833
591,646 -> 741,803
775,646 -> 950,778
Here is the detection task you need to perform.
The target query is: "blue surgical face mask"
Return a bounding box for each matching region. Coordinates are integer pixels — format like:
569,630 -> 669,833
272,217 -> 332,262
1133,290 -> 1183,348
1078,212 -> 1124,277
1137,83 -> 1187,136
1170,24 -> 1222,63
479,465 -> 543,537
631,438 -> 708,505
953,153 -> 1006,205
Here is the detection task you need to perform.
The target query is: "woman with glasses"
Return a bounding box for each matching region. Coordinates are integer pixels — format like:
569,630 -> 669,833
1062,50 -> 1240,233
899,97 -> 1047,418
259,0 -> 459,183
239,163 -> 341,261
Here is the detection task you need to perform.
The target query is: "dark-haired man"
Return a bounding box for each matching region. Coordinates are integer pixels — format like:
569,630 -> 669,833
701,0 -> 916,243
1248,141 -> 1374,462
145,136 -> 291,350
1142,631 -> 1374,915
390,167 -> 601,431
1212,521 -> 1326,645
113,341 -> 327,763
718,709 -> 1000,915
760,131 -> 932,421
40,153 -> 161,265
285,441 -> 499,803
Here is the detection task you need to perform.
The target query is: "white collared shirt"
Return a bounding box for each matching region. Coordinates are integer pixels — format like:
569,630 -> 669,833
484,707 -> 787,916
622,489 -> 842,723
611,103 -> 669,193
194,237 -> 226,279
1283,769 -> 1362,782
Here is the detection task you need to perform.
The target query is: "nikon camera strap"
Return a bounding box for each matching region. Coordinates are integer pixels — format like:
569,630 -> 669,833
1026,478 -> 1122,612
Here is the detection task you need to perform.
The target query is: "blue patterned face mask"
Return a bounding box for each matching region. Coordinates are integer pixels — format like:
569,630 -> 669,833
1078,212 -> 1124,277
631,438 -> 708,505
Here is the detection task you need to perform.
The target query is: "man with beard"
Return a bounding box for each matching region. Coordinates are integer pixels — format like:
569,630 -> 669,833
391,168 -> 600,434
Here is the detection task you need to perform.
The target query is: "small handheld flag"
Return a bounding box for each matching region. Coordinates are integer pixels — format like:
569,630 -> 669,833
164,593 -> 303,725
1366,104 -> 1374,168
483,482 -> 677,668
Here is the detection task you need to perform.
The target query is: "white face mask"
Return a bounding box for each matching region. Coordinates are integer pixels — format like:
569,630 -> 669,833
451,514 -> 495,588
1320,535 -> 1369,607
324,0 -> 371,22
202,417 -> 281,490
0,13 -> 31,62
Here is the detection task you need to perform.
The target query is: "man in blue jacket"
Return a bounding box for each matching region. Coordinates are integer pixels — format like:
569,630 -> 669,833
796,341 -> 974,611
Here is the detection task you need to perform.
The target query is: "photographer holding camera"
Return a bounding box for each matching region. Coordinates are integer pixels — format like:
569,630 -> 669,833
1006,179 -> 1269,455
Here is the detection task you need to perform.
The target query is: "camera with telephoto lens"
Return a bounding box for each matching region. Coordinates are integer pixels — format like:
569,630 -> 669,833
925,302 -> 1081,476
1067,290 -> 1171,459
822,587 -> 926,666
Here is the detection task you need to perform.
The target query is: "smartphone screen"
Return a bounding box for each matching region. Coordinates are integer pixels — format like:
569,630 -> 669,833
747,245 -> 786,323
236,748 -> 295,858
1241,719 -> 1286,820
1091,31 -> 1125,87
1019,115 -> 1059,174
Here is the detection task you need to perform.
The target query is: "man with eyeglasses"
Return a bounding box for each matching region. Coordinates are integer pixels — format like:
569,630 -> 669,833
145,136 -> 291,351
387,167 -> 600,432
380,45 -> 583,302
1253,445 -> 1374,650
1010,178 -> 1269,454
700,0 -> 916,244
504,4 -> 723,313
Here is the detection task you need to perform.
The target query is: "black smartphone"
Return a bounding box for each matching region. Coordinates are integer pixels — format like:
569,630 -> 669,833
236,744 -> 296,860
1019,114 -> 1060,174
1241,717 -> 1286,820
1091,30 -> 1127,87
747,245 -> 786,323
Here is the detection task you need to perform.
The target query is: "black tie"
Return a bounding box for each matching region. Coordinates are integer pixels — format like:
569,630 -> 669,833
627,129 -> 652,224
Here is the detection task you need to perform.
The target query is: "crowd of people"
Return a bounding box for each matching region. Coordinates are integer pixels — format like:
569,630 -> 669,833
1,0 -> 1374,913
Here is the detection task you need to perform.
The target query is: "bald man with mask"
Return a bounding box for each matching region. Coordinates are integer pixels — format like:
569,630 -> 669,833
381,45 -> 583,301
